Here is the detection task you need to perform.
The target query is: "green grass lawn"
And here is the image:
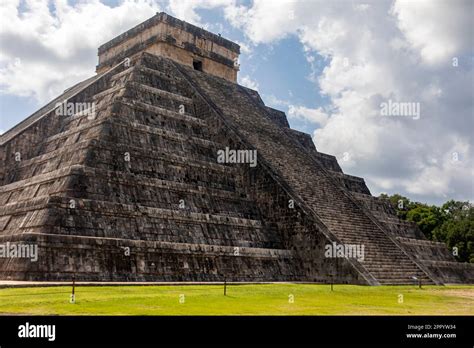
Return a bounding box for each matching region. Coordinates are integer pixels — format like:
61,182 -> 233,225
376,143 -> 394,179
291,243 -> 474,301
0,284 -> 472,315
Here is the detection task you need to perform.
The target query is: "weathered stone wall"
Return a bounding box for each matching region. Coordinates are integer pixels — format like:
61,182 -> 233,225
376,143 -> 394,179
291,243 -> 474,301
328,172 -> 371,195
266,107 -> 290,128
97,12 -> 239,82
0,52 -> 303,282
422,260 -> 474,284
0,232 -> 298,281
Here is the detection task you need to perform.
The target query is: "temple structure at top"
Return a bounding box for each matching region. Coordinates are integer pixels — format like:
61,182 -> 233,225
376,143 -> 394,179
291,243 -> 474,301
97,12 -> 240,82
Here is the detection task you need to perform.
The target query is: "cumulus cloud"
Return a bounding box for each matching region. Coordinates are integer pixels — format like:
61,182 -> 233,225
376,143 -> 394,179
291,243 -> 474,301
224,0 -> 297,43
288,105 -> 328,126
262,94 -> 290,109
239,75 -> 259,91
392,0 -> 473,65
0,0 -> 162,103
235,40 -> 253,55
168,0 -> 233,26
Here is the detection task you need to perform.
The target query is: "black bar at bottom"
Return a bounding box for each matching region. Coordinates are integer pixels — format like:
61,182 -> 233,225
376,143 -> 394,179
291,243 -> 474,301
0,316 -> 472,346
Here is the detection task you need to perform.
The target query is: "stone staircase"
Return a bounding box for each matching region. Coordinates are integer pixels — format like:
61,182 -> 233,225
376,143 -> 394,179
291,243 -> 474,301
171,56 -> 437,285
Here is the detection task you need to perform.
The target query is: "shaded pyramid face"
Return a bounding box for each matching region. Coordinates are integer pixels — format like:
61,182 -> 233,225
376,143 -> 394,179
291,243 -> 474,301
0,52 -> 472,284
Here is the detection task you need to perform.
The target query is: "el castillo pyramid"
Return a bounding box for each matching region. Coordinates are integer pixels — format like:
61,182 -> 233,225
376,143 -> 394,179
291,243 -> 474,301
1,13 -> 472,285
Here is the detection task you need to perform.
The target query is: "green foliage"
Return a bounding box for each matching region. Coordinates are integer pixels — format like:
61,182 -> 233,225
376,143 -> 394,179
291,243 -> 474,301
380,193 -> 415,220
406,205 -> 444,238
432,202 -> 474,263
379,194 -> 473,263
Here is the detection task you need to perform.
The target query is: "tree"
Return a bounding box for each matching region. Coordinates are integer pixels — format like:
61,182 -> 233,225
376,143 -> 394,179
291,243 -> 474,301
405,205 -> 443,239
379,193 -> 414,219
432,203 -> 473,263
378,194 -> 473,263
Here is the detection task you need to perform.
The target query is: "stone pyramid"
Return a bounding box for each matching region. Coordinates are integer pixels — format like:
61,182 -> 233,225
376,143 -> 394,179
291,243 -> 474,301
1,12 -> 472,285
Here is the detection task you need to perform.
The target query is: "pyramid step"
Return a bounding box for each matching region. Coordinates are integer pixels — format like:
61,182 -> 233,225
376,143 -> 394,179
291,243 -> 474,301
135,65 -> 185,83
88,167 -> 246,198
43,116 -> 216,159
3,187 -> 260,221
77,174 -> 261,220
1,231 -> 293,260
0,197 -> 282,248
6,134 -> 224,175
90,138 -> 238,175
110,119 -> 216,149
133,65 -> 193,98
335,233 -> 395,241
123,83 -> 196,118
116,101 -> 209,138
334,233 -> 403,244
0,195 -> 52,216
103,120 -> 220,163
4,142 -> 90,183
120,99 -> 206,126
43,116 -> 106,146
102,131 -> 219,165
44,197 -> 280,248
363,261 -> 423,268
377,279 -> 434,285
0,195 -> 267,234
0,164 -> 251,207
92,83 -> 126,101
0,166 -> 79,194
6,135 -> 238,188
109,66 -> 134,83
371,275 -> 428,282
363,255 -> 414,261
366,267 -> 422,274
128,81 -> 192,104
65,198 -> 264,227
364,266 -> 421,272
1,170 -> 256,220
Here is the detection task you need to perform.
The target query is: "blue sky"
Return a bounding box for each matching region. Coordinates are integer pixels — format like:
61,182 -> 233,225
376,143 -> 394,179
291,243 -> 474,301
1,0 -> 472,205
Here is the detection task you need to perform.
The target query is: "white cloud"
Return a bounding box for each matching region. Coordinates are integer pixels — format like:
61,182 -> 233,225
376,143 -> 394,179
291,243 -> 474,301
235,40 -> 253,55
0,0 -> 162,103
168,0 -> 233,26
288,105 -> 328,126
239,75 -> 259,91
224,0 -> 297,43
263,94 -> 290,109
392,0 -> 472,65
